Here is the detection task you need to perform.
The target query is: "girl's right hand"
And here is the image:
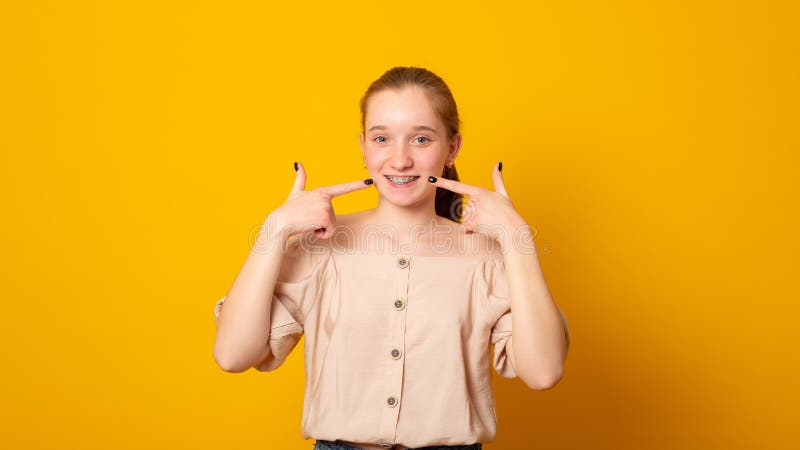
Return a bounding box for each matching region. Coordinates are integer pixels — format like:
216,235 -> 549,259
268,161 -> 373,240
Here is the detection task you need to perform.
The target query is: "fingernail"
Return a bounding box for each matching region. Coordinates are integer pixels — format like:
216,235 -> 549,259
498,161 -> 503,172
293,161 -> 298,171
428,176 -> 437,183
364,178 -> 373,185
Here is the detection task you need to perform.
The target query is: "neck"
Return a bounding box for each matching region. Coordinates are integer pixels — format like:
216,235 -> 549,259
369,195 -> 443,247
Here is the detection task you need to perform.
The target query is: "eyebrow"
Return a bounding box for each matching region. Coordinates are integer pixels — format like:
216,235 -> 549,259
367,125 -> 439,134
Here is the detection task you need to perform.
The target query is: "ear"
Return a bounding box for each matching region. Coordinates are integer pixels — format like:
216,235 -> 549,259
448,133 -> 463,161
359,132 -> 365,153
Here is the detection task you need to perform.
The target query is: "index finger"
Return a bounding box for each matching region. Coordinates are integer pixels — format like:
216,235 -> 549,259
317,178 -> 374,197
428,175 -> 481,196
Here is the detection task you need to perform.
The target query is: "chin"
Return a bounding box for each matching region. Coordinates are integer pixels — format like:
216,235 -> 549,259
378,189 -> 431,207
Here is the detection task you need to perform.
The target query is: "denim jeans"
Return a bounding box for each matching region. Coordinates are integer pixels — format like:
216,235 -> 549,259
313,439 -> 482,450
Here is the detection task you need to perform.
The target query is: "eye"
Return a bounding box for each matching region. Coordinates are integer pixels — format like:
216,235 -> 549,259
374,136 -> 388,143
414,136 -> 429,144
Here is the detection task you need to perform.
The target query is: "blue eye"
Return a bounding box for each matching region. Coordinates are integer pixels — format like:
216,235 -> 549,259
414,136 -> 429,144
374,136 -> 388,143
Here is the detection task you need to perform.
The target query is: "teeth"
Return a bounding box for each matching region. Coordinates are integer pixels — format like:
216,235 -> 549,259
386,175 -> 419,185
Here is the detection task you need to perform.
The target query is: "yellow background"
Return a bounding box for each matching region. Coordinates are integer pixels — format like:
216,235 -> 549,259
2,1 -> 797,449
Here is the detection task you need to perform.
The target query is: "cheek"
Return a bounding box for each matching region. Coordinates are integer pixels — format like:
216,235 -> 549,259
422,150 -> 447,167
363,151 -> 384,167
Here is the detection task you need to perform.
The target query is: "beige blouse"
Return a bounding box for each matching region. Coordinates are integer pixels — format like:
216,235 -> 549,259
214,236 -> 570,449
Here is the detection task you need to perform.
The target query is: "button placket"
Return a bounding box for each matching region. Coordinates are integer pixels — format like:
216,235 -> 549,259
377,255 -> 411,446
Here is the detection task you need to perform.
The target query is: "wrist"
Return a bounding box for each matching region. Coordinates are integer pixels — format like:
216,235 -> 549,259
253,213 -> 292,251
499,219 -> 537,256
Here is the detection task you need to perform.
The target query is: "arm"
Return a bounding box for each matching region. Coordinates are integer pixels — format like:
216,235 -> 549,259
426,164 -> 569,389
501,221 -> 569,390
213,215 -> 290,372
213,162 -> 371,372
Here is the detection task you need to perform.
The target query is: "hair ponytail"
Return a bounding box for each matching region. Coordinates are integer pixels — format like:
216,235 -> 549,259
436,163 -> 463,223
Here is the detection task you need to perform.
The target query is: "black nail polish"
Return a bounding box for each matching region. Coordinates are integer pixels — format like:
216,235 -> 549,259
293,161 -> 298,171
428,176 -> 437,183
498,161 -> 503,172
364,178 -> 373,185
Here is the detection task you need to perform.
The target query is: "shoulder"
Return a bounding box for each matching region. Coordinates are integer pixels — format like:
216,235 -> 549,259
283,229 -> 333,270
328,209 -> 375,244
333,210 -> 372,230
429,216 -> 505,260
448,220 -> 504,261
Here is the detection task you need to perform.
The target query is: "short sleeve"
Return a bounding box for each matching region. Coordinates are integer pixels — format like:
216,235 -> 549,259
214,238 -> 332,371
479,256 -> 571,379
479,257 -> 517,378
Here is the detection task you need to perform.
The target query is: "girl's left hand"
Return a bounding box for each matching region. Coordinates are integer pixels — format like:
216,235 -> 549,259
428,162 -> 530,247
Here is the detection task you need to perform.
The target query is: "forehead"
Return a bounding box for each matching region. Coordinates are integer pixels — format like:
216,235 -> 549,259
365,87 -> 441,130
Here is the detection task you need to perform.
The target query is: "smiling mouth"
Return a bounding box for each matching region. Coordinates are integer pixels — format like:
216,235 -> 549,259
384,175 -> 421,185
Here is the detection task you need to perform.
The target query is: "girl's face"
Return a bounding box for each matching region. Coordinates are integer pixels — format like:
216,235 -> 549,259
359,86 -> 460,207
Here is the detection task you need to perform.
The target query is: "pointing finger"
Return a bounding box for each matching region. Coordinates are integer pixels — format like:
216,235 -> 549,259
291,161 -> 307,193
492,161 -> 509,198
317,178 -> 374,198
427,175 -> 480,196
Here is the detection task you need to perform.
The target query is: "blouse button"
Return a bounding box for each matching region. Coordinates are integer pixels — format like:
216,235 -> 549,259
397,257 -> 409,268
386,396 -> 398,407
393,299 -> 405,310
390,348 -> 402,359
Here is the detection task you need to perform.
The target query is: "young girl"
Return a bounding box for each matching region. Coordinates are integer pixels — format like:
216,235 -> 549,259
213,66 -> 570,450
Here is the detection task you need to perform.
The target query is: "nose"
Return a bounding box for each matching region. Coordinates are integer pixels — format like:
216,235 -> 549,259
389,144 -> 413,170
